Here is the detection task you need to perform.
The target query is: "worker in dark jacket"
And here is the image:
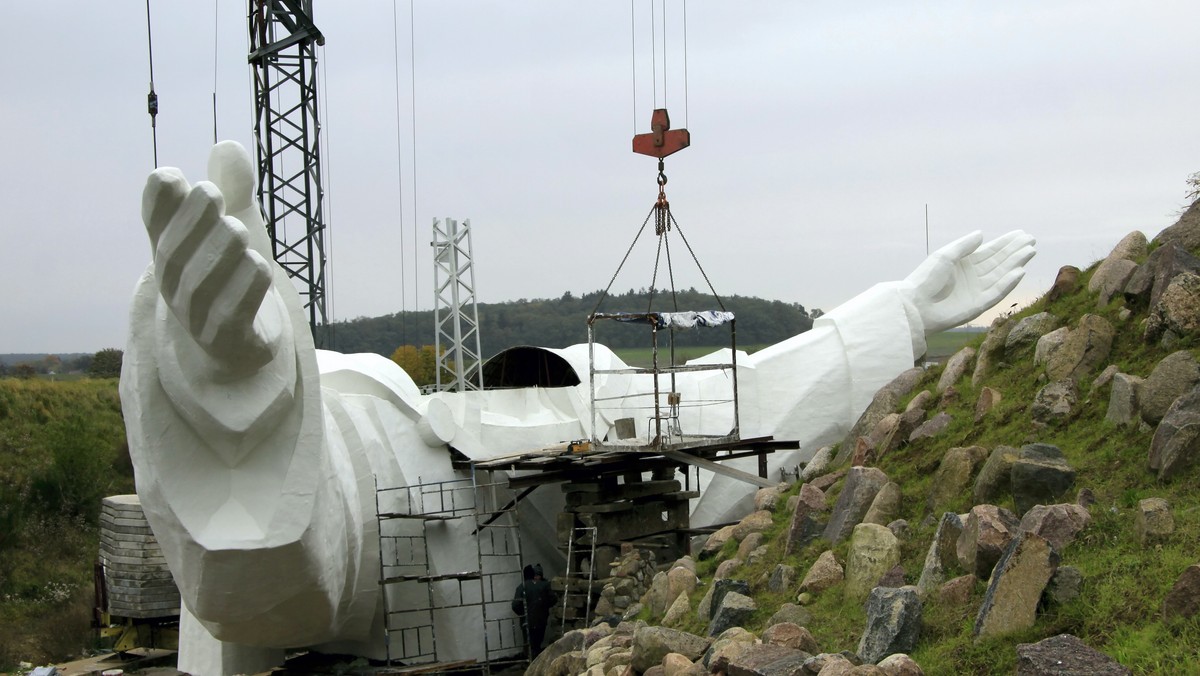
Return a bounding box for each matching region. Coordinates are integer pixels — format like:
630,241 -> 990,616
512,563 -> 556,657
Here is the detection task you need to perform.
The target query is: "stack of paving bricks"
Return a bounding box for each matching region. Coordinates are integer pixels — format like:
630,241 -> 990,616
99,495 -> 180,619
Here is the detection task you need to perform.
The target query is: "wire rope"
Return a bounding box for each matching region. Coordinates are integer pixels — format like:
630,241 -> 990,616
590,206 -> 656,317
410,0 -> 420,315
144,0 -> 158,168
650,0 -> 657,108
319,44 -> 336,337
212,0 -> 219,143
392,0 -> 408,345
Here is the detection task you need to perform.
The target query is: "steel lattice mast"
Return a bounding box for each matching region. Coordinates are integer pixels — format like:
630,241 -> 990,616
432,218 -> 483,392
248,0 -> 329,346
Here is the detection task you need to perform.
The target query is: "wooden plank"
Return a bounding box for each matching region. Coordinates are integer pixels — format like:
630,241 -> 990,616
658,449 -> 777,488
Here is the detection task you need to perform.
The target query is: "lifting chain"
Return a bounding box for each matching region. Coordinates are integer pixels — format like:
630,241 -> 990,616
655,159 -> 671,236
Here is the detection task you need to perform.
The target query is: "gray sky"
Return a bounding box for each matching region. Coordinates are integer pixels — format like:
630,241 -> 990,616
4,2 -> 1199,353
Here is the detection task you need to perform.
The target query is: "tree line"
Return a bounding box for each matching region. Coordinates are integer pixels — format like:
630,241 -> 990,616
326,288 -> 818,359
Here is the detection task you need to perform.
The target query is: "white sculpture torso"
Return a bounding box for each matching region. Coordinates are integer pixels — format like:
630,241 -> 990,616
122,141 -> 1034,674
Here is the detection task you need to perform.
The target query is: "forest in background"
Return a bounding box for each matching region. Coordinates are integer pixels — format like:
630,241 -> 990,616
325,288 -> 818,357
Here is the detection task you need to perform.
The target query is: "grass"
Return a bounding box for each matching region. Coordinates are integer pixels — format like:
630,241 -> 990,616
0,377 -> 133,669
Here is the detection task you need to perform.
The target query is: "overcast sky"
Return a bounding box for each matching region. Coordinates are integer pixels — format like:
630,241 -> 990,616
4,2 -> 1199,354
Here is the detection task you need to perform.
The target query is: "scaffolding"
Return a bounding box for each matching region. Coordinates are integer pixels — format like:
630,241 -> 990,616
558,526 -> 597,633
375,469 -> 526,671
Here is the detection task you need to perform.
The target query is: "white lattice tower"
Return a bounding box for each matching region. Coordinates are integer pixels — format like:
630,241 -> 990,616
432,218 -> 483,392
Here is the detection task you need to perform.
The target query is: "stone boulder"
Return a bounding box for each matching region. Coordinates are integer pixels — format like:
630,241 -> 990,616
1091,364 -> 1120,391
767,564 -> 796,593
844,523 -> 901,601
1045,314 -> 1114,383
755,485 -> 787,512
700,525 -> 736,559
973,446 -> 1019,505
762,622 -> 818,653
1105,373 -> 1142,425
1043,565 -> 1082,607
714,558 -> 743,581
823,467 -> 889,544
1149,383 -> 1200,480
838,367 -> 925,465
1031,379 -> 1078,424
1145,271 -> 1200,344
527,629 -> 591,676
1090,232 -> 1147,285
662,653 -> 697,676
973,317 -> 1014,386
667,566 -> 698,604
1045,265 -> 1080,304
1015,633 -> 1131,675
767,603 -> 813,629
1011,444 -> 1076,516
800,446 -> 834,482
708,579 -> 750,620
926,446 -> 988,514
906,390 -> 934,413
1017,503 -> 1091,553
858,586 -> 922,665
726,644 -> 812,676
1034,327 -> 1069,366
732,510 -> 773,541
704,630 -> 757,672
938,575 -> 976,606
1141,351 -> 1200,425
707,591 -> 757,637
1134,497 -> 1174,547
916,512 -> 964,597
784,483 -> 827,555
908,412 -> 952,443
737,533 -> 765,562
1127,241 -> 1200,310
1005,312 -> 1060,356
876,653 -> 924,676
646,571 -> 671,616
632,626 -> 711,673
1091,259 -> 1139,306
957,504 -> 1020,579
800,550 -> 844,595
974,386 -> 1002,423
938,347 -> 976,393
974,531 -> 1059,639
663,591 -> 691,627
1163,564 -> 1200,620
863,482 -> 901,526
1153,200 -> 1200,250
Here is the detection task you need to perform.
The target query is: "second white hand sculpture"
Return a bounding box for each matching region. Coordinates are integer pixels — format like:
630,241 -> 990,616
121,141 -> 1035,674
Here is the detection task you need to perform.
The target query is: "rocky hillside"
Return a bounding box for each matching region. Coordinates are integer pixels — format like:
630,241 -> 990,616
527,202 -> 1200,675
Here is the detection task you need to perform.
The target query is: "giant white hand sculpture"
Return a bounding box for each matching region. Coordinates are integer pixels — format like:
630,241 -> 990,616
902,230 -> 1036,333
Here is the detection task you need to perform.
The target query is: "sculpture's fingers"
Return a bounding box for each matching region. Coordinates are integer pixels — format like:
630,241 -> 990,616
207,141 -> 257,215
141,168 -> 190,254
155,182 -> 226,305
970,232 -> 1035,278
198,250 -> 273,353
178,215 -> 253,339
933,230 -> 984,262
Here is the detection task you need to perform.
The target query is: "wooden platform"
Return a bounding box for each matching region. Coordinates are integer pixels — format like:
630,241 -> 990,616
469,435 -> 798,490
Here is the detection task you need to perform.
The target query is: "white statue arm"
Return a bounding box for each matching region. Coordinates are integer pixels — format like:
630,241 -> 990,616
692,230 -> 1034,525
123,143 -> 375,649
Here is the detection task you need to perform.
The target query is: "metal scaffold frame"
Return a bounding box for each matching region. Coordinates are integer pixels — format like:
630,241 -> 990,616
432,217 -> 484,392
375,468 -> 526,672
248,0 -> 330,345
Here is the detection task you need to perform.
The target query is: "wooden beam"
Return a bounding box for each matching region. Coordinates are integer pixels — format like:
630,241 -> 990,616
659,450 -> 777,488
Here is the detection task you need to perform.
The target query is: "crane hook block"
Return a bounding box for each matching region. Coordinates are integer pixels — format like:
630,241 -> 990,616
632,108 -> 690,159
